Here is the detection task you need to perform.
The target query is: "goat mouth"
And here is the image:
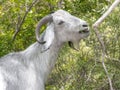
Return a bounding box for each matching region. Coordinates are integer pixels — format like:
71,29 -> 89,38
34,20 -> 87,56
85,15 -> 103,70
79,29 -> 89,33
68,41 -> 80,51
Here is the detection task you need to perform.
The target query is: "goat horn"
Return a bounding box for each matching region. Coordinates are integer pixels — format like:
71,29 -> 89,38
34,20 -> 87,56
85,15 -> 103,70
35,14 -> 53,44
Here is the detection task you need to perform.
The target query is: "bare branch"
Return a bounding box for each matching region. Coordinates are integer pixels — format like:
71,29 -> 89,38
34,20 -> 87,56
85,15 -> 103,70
12,0 -> 38,41
92,0 -> 120,90
93,0 -> 120,52
93,0 -> 120,28
58,0 -> 63,9
48,2 -> 54,13
105,55 -> 120,63
102,53 -> 114,90
85,60 -> 96,82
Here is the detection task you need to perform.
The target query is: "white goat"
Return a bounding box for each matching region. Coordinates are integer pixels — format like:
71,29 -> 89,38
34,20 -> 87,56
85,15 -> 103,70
0,10 -> 90,90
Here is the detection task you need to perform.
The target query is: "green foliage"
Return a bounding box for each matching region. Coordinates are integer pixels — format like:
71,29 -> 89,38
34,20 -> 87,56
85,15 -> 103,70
0,0 -> 120,90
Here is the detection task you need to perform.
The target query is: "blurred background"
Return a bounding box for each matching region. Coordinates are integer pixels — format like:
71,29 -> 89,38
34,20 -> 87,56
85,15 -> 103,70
0,0 -> 120,90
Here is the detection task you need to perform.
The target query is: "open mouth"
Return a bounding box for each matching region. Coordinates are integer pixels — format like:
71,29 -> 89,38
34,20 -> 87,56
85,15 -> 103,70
68,29 -> 90,51
68,41 -> 80,51
79,29 -> 89,33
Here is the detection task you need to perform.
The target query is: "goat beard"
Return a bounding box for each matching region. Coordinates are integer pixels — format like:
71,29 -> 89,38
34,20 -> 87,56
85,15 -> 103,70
68,40 -> 80,51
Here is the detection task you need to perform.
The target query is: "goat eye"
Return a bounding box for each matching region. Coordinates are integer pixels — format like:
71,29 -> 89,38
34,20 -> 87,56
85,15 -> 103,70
58,21 -> 64,25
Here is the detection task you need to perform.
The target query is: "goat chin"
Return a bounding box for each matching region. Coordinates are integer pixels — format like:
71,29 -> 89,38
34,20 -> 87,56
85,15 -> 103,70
0,9 -> 89,90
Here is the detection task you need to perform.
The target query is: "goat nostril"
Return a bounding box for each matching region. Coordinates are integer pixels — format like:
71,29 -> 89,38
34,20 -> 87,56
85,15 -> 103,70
82,24 -> 88,27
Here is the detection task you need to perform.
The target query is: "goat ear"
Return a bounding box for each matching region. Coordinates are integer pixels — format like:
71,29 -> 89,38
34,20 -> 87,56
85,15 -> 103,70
41,28 -> 55,52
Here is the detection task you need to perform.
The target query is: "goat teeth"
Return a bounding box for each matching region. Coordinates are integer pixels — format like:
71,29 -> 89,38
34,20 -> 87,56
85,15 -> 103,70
79,29 -> 89,33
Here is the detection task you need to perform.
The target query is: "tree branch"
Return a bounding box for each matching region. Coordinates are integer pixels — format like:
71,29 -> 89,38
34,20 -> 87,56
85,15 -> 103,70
92,0 -> 120,90
12,0 -> 38,41
58,0 -> 63,9
48,2 -> 54,13
93,0 -> 120,28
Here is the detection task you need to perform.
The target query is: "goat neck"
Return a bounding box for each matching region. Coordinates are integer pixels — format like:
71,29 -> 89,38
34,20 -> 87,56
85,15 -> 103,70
22,36 -> 63,83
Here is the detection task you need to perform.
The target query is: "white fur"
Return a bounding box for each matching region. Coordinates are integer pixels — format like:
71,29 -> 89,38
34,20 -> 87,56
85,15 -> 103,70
23,63 -> 36,90
0,68 -> 7,90
0,10 -> 89,90
41,23 -> 55,52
